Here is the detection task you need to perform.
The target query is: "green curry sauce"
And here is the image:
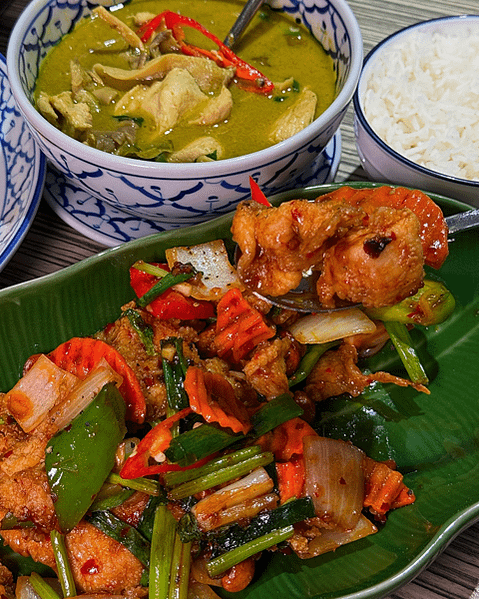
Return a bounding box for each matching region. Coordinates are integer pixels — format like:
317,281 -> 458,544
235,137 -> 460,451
35,0 -> 336,161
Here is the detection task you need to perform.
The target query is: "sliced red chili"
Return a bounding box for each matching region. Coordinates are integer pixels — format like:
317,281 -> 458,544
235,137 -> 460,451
249,176 -> 271,206
137,11 -> 274,94
120,407 -> 192,478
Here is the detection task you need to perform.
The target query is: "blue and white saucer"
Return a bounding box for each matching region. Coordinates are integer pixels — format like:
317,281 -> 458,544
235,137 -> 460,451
44,132 -> 341,247
0,54 -> 45,271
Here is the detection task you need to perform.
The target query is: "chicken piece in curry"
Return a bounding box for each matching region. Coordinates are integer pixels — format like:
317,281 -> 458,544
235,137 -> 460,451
34,0 -> 336,162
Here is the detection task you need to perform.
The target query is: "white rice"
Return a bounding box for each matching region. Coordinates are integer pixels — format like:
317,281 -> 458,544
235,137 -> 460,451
363,29 -> 479,181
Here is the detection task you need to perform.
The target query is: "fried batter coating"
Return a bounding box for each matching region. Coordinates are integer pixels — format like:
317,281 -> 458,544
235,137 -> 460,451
232,199 -> 364,297
316,206 -> 424,308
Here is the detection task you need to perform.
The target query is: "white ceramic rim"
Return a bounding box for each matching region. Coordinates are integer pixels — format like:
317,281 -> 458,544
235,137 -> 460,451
7,0 -> 363,177
353,14 -> 479,191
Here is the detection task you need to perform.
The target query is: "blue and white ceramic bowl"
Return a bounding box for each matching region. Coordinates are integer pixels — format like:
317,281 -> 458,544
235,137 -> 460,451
7,0 -> 362,226
0,53 -> 45,272
353,16 -> 479,209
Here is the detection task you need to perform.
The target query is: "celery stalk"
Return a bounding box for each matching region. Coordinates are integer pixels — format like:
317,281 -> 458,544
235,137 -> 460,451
207,526 -> 294,577
168,451 -> 274,500
137,271 -> 195,308
384,321 -> 429,384
168,534 -> 191,599
29,573 -> 62,599
108,472 -> 162,496
50,531 -> 77,597
164,445 -> 262,487
149,504 -> 177,599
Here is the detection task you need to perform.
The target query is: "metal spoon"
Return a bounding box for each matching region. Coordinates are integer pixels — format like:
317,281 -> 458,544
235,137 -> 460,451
223,0 -> 266,49
243,208 -> 479,313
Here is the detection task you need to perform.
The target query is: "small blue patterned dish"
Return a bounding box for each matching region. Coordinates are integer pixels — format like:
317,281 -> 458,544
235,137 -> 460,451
0,54 -> 45,273
7,0 -> 362,228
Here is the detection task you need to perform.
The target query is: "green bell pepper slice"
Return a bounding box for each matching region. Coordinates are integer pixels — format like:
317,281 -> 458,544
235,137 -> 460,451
45,383 -> 127,532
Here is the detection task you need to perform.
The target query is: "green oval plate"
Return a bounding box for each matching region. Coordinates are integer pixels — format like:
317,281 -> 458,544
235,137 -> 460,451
0,182 -> 478,598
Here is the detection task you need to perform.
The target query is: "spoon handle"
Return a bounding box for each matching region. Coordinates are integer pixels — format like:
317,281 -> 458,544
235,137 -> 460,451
445,208 -> 479,235
223,0 -> 266,49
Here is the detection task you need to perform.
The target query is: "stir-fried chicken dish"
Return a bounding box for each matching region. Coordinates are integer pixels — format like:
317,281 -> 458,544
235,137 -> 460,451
34,0 -> 336,162
0,186 -> 454,598
233,185 -> 449,308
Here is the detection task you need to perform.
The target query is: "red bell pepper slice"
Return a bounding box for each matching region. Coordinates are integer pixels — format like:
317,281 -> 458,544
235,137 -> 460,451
129,263 -> 215,320
137,11 -> 274,95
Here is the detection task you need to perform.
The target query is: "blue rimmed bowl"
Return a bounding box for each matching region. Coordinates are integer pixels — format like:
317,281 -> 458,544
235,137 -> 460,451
7,0 -> 362,227
0,53 -> 45,273
353,16 -> 479,209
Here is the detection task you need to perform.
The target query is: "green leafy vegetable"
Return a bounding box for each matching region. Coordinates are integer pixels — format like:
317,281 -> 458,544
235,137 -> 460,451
164,423 -> 244,467
251,393 -> 304,437
289,341 -> 338,387
209,497 -> 315,558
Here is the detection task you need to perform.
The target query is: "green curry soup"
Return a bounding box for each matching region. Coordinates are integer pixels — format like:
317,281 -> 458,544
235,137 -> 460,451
35,0 -> 336,162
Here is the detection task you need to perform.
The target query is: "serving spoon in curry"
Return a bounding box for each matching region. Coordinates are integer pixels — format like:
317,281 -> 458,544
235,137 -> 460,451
223,0 -> 266,49
239,207 -> 479,313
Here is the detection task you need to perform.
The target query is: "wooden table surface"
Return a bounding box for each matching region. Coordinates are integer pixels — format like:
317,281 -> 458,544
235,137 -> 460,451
1,0 -> 479,597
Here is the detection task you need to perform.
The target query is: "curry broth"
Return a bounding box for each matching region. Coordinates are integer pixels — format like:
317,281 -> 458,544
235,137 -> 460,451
35,0 -> 336,160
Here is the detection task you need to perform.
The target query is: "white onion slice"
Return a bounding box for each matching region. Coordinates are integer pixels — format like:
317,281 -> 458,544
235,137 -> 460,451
188,582 -> 224,599
288,308 -> 376,344
192,467 -> 274,530
49,358 -> 123,430
165,240 -> 243,301
5,354 -> 79,433
295,514 -> 377,558
303,436 -> 365,531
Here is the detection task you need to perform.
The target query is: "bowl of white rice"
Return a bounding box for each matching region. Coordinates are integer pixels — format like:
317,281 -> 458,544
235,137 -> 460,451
353,15 -> 479,208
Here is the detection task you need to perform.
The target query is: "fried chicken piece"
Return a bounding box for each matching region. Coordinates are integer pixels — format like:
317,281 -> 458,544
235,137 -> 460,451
304,343 -> 428,402
232,199 -> 365,297
243,337 -> 298,400
0,562 -> 14,598
97,303 -> 201,421
0,415 -> 59,532
316,206 -> 424,308
0,466 -> 57,532
0,522 -> 145,595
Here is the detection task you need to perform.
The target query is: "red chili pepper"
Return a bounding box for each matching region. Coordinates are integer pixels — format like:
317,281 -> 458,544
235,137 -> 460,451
129,263 -> 215,320
249,176 -> 271,206
137,11 -> 274,95
120,407 -> 192,478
